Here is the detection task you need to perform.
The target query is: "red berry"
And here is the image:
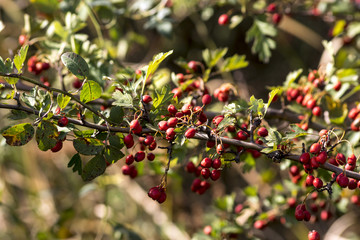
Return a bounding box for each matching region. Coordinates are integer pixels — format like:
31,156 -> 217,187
201,168 -> 210,179
237,130 -> 249,140
234,204 -> 243,214
73,79 -> 82,89
312,106 -> 321,116
188,61 -> 198,72
304,210 -> 311,221
212,115 -> 224,126
348,179 -> 358,190
181,103 -> 193,115
168,104 -> 177,115
130,119 -> 142,134
144,135 -> 155,146
216,144 -> 224,155
185,128 -> 197,138
158,121 -> 169,131
147,153 -> 155,161
201,157 -> 212,168
306,175 -> 315,186
287,197 -> 296,208
300,152 -> 311,164
42,62 -> 50,70
135,151 -> 146,162
218,14 -> 229,25
124,134 -> 134,148
210,169 -> 221,181
148,187 -> 161,200
257,127 -> 268,137
308,230 -> 320,240
316,151 -> 327,164
253,220 -> 267,230
171,88 -> 182,98
295,209 -> 304,221
347,154 -> 357,165
348,108 -> 359,119
157,191 -> 167,203
272,13 -> 282,24
333,81 -> 342,91
206,140 -> 215,148
313,177 -> 323,189
336,173 -> 349,188
320,210 -> 332,221
51,140 -> 63,152
167,117 -> 178,127
310,143 -> 321,154
203,225 -> 212,235
306,99 -> 317,109
212,158 -> 221,169
290,165 -> 300,176
142,95 -> 152,103
125,155 -> 134,165
202,94 -> 212,105
58,116 -> 69,127
266,3 -> 277,13
18,34 -> 27,45
336,153 -> 346,165
186,162 -> 196,173
166,128 -> 176,140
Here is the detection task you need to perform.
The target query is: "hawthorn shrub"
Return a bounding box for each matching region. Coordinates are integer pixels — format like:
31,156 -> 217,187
1,0 -> 360,239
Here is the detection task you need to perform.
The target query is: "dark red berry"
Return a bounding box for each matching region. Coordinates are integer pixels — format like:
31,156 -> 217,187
73,79 -> 82,89
202,94 -> 212,105
135,151 -> 146,162
125,155 -> 134,165
124,134 -> 134,148
167,104 -> 177,115
313,177 -> 323,189
306,175 -> 315,186
147,153 -> 155,161
210,169 -> 221,181
51,140 -> 63,152
201,157 -> 212,168
186,162 -> 196,173
148,187 -> 161,200
336,153 -> 346,165
212,158 -> 221,169
300,152 -> 311,164
157,191 -> 167,203
201,168 -> 210,179
58,116 -> 69,127
333,81 -> 342,91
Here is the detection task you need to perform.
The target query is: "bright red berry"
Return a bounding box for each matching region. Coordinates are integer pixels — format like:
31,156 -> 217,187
257,127 -> 268,137
313,177 -> 323,189
212,158 -> 221,169
308,230 -> 320,240
306,175 -> 315,186
158,121 -> 169,131
125,155 -> 134,165
333,81 -> 342,91
300,152 -> 311,164
310,143 -> 321,154
253,220 -> 267,230
142,95 -> 152,103
201,157 -> 212,168
168,104 -> 177,115
130,119 -> 142,134
202,94 -> 212,105
216,144 -> 224,155
167,117 -> 178,127
312,106 -> 321,116
18,34 -> 27,45
201,168 -> 210,179
124,134 -> 134,148
185,128 -> 197,138
218,14 -> 229,25
316,151 -> 327,164
148,187 -> 161,200
336,153 -> 346,165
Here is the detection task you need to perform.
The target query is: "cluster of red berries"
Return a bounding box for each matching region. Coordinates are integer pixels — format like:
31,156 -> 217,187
148,185 -> 167,204
266,3 -> 282,25
186,157 -> 222,194
348,103 -> 360,131
213,85 -> 232,102
27,56 -> 50,75
171,72 -> 209,99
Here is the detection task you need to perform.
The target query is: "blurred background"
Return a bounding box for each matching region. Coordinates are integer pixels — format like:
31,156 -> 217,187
0,0 -> 359,239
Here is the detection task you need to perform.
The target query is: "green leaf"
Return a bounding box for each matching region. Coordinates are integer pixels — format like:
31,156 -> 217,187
30,0 -> 59,14
81,154 -> 106,181
283,69 -> 303,87
265,128 -> 283,146
242,153 -> 256,173
104,134 -> 124,163
143,50 -> 173,94
245,19 -> 277,63
13,45 -> 29,74
68,153 -> 82,175
61,52 -> 89,80
52,20 -> 68,39
332,19 -> 347,36
244,186 -> 258,197
284,124 -> 309,140
73,137 -> 104,155
202,48 -> 228,68
57,94 -> 71,109
1,123 -> 34,146
215,193 -> 235,212
7,110 -> 28,120
264,88 -> 280,116
80,80 -> 102,103
217,116 -> 236,132
249,95 -> 264,117
112,90 -> 134,108
36,120 -> 59,151
2,58 -> 18,85
108,106 -> 124,124
152,85 -> 174,109
347,22 -> 360,38
223,100 -> 248,115
221,54 -> 249,72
